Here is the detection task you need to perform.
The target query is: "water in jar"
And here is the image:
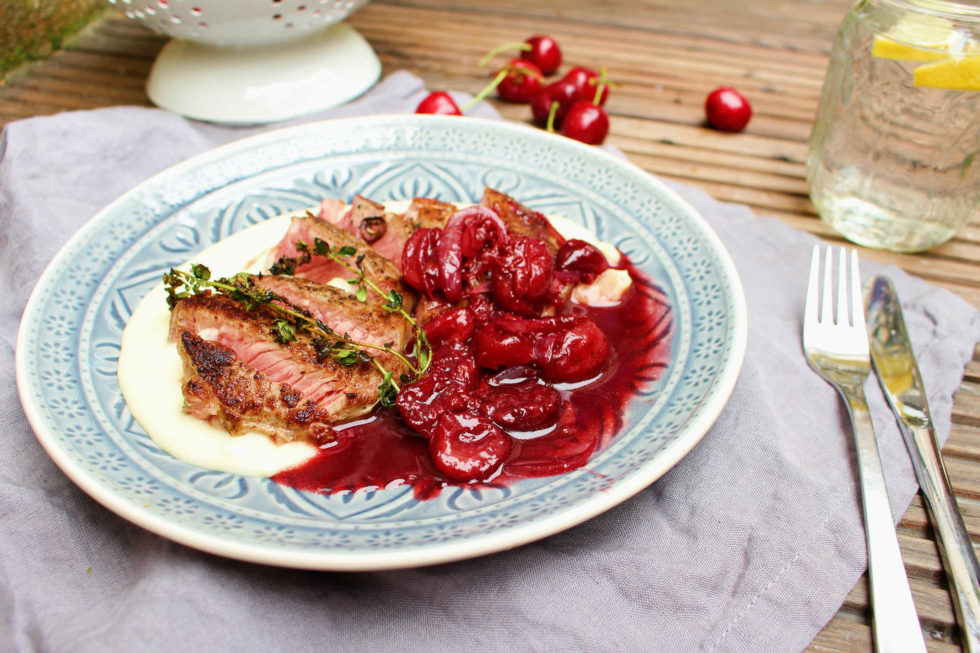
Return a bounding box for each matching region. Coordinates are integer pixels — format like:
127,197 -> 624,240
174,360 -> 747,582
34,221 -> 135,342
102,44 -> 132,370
806,1 -> 980,252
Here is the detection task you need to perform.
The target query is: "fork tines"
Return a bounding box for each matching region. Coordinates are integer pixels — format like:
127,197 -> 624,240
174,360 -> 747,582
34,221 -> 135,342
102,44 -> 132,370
804,245 -> 868,356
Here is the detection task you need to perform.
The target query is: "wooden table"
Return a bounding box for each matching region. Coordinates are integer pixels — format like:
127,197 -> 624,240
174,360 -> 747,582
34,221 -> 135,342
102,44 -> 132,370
2,1 -> 977,650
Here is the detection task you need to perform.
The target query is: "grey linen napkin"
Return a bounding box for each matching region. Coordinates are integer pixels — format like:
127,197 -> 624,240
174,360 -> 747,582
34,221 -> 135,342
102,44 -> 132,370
2,71 -> 978,653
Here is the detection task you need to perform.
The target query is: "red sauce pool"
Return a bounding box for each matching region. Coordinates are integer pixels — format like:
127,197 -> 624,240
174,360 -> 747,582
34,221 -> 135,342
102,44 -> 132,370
273,260 -> 672,500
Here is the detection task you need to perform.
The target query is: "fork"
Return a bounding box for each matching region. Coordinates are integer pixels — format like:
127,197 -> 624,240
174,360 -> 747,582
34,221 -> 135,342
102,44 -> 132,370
803,246 -> 926,653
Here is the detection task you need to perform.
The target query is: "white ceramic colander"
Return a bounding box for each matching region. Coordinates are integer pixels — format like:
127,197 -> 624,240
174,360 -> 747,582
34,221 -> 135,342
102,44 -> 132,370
109,0 -> 381,123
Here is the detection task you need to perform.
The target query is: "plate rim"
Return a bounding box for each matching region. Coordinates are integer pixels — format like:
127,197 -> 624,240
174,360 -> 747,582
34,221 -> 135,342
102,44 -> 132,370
15,114 -> 747,570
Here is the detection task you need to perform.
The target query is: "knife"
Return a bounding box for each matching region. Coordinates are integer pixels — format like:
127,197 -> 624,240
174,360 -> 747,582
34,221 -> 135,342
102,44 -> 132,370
866,275 -> 980,653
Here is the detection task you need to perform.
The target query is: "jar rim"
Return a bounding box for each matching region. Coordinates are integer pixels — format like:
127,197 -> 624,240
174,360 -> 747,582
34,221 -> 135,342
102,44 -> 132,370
881,0 -> 980,21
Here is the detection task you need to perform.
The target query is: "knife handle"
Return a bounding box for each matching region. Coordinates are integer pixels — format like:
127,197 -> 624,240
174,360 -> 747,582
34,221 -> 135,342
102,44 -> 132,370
905,423 -> 980,653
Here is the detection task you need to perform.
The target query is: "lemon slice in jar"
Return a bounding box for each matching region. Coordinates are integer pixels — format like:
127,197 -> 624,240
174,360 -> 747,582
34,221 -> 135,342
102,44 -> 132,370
872,14 -> 980,90
913,56 -> 980,90
871,13 -> 967,60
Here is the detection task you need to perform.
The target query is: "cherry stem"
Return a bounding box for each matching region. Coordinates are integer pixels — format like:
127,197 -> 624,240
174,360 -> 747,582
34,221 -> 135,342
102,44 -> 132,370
546,101 -> 559,133
479,41 -> 531,67
459,69 -> 508,112
592,66 -> 608,106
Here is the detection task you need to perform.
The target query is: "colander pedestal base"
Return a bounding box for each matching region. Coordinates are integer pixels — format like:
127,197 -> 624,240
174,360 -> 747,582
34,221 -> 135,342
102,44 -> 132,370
146,23 -> 381,124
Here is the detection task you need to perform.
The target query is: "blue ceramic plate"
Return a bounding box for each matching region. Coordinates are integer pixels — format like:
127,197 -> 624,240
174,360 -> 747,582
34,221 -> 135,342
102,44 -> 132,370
16,115 -> 746,570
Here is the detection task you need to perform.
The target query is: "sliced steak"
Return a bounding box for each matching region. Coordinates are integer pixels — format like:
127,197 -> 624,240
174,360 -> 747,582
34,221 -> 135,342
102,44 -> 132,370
252,274 -> 413,374
319,195 -> 415,265
170,293 -> 383,424
404,197 -> 458,230
318,196 -> 459,266
480,187 -> 565,254
272,215 -> 411,306
178,331 -> 334,445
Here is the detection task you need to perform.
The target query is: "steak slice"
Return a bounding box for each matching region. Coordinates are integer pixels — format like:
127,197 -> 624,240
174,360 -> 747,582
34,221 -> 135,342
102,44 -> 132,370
318,195 -> 415,266
178,331 -> 334,446
404,197 -> 458,230
252,274 -> 413,375
480,187 -> 565,254
170,293 -> 383,425
272,215 -> 411,306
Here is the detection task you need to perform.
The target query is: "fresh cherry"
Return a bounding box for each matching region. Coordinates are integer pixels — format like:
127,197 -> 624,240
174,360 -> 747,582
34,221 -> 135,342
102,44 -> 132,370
496,59 -> 545,103
704,86 -> 752,132
415,91 -> 462,115
481,35 -> 563,75
560,101 -> 610,145
563,66 -> 609,105
523,35 -> 563,75
530,79 -> 582,128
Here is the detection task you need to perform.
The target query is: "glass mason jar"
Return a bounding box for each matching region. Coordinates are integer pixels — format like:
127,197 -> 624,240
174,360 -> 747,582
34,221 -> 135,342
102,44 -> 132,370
806,0 -> 980,252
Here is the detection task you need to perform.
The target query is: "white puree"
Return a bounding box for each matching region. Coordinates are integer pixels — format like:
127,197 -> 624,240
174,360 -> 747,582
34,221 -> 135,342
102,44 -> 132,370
117,201 -> 629,477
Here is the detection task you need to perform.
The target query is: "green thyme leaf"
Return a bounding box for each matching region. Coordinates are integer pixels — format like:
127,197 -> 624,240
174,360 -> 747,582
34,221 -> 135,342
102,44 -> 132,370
335,245 -> 357,258
378,371 -> 397,407
385,290 -> 403,311
272,320 -> 296,343
190,263 -> 211,281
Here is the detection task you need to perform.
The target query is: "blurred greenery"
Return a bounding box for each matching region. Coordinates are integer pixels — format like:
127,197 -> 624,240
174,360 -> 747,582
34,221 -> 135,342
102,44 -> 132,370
0,0 -> 107,75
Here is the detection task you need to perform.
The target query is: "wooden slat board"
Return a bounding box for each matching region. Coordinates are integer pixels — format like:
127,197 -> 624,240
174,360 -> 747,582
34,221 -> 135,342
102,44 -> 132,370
2,2 -> 978,650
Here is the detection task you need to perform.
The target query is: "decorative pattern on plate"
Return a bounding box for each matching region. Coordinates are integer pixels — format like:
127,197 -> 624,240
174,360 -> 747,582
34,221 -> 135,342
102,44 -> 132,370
16,115 -> 746,570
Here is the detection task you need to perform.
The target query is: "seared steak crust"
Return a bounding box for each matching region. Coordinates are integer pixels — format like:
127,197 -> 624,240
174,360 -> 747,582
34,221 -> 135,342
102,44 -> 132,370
480,187 -> 565,254
404,197 -> 457,230
179,331 -> 334,445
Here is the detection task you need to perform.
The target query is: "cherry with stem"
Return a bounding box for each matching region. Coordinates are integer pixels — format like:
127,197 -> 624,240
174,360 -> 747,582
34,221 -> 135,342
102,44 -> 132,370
560,74 -> 611,145
479,35 -> 562,75
415,69 -> 509,115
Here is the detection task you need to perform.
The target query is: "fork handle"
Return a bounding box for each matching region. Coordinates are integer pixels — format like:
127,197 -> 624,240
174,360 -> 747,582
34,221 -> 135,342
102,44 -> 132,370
844,387 -> 928,653
904,422 -> 980,653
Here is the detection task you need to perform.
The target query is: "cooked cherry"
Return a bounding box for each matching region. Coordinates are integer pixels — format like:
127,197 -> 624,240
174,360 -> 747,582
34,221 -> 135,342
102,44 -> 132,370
532,317 -> 610,382
423,307 -> 476,346
437,207 -> 509,302
401,228 -> 442,298
555,239 -> 610,283
467,293 -> 498,327
472,315 -> 537,370
429,413 -> 512,481
491,236 -> 554,315
481,380 -> 562,431
396,378 -> 442,436
396,345 -> 478,436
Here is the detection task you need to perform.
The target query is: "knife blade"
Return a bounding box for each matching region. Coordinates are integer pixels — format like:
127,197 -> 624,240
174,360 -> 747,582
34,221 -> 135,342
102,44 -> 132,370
866,275 -> 980,653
